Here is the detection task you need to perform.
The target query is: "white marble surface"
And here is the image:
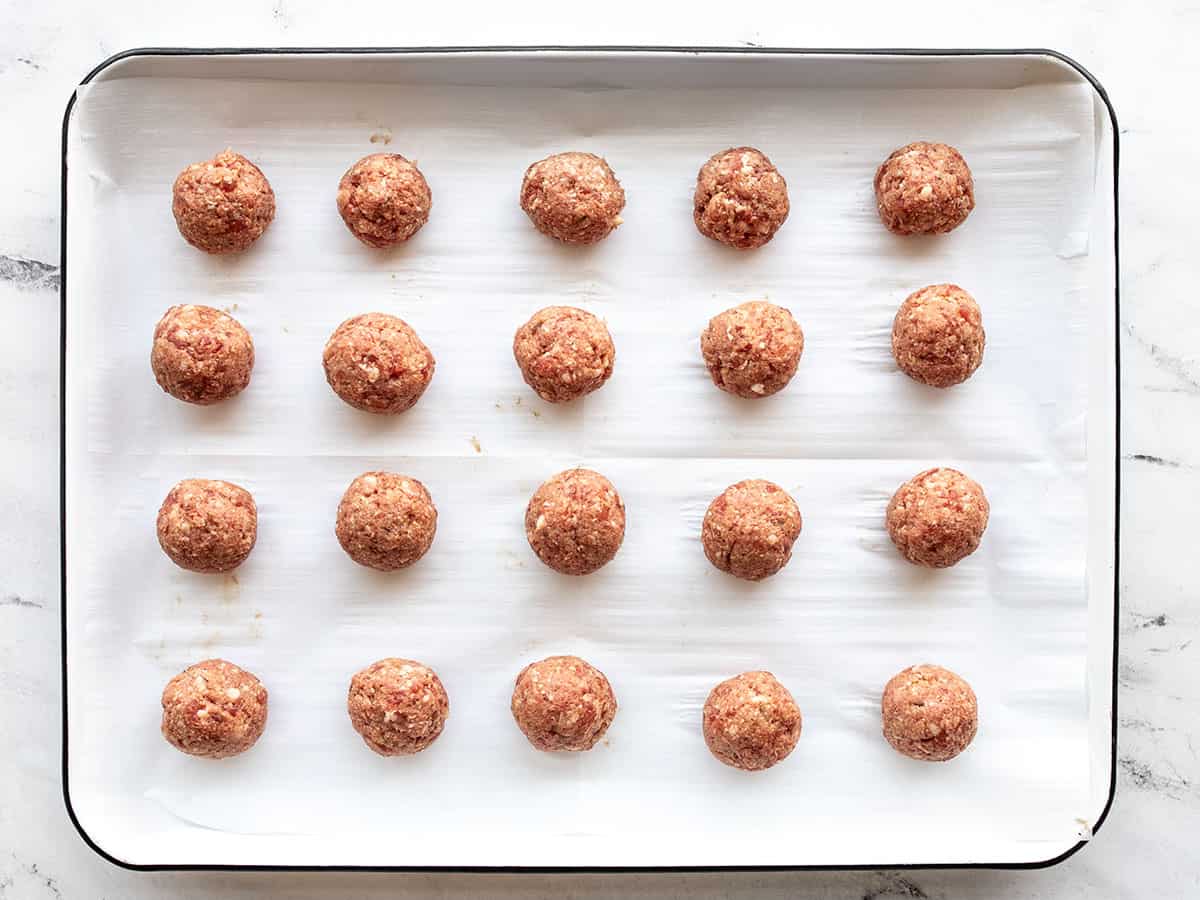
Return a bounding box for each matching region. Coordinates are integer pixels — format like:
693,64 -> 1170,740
2,1 -> 1196,897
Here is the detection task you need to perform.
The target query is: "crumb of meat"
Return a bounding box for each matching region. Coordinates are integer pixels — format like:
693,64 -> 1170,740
323,312 -> 435,414
891,283 -> 985,388
700,301 -> 803,398
524,469 -> 625,576
161,658 -> 268,758
693,147 -> 789,250
511,655 -> 617,751
513,306 -> 616,403
874,142 -> 974,235
520,152 -> 625,244
337,153 -> 432,248
151,304 -> 254,405
702,479 -> 802,581
886,467 -> 989,568
156,479 -> 257,574
881,664 -> 977,761
703,671 -> 801,771
336,471 -> 438,571
347,658 -> 449,755
172,149 -> 275,254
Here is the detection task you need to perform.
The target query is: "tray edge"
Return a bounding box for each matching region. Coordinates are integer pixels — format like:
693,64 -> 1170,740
58,43 -> 1121,875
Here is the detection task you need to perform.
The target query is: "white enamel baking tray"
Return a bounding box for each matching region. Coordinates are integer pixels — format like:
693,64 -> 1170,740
60,47 -> 1119,871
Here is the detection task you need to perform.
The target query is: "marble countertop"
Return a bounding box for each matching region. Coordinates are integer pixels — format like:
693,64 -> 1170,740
3,2 -> 1196,897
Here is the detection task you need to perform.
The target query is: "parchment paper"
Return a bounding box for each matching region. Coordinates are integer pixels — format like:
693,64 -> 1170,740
64,57 -> 1101,867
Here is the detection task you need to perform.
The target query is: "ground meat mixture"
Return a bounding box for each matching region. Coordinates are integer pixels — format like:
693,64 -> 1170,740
156,478 -> 257,574
520,152 -> 625,244
700,301 -> 804,398
891,283 -> 985,388
703,670 -> 802,771
161,658 -> 268,759
336,471 -> 437,571
882,664 -> 978,761
874,142 -> 974,235
322,312 -> 435,414
171,149 -> 276,254
151,304 -> 254,405
524,468 -> 625,576
511,655 -> 617,752
513,306 -> 616,403
702,479 -> 802,581
886,467 -> 989,568
347,658 -> 449,756
336,153 -> 432,248
693,147 -> 789,249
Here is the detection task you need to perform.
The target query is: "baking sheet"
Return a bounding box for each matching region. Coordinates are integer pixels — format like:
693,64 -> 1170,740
63,51 -> 1112,868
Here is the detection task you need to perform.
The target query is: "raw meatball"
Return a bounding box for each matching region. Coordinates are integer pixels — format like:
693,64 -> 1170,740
336,471 -> 437,571
151,304 -> 254,405
513,306 -> 615,403
511,655 -> 617,752
172,149 -> 275,254
336,153 -> 432,248
525,468 -> 625,576
874,142 -> 974,235
322,312 -> 435,414
882,664 -> 978,761
161,658 -> 268,759
157,479 -> 257,574
520,152 -> 625,244
886,467 -> 989,568
347,658 -> 449,756
892,284 -> 984,388
702,479 -> 802,581
700,301 -> 804,398
693,147 -> 789,250
703,671 -> 801,771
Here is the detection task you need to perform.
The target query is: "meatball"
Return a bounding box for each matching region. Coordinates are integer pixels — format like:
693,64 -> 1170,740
519,152 -> 625,244
874,142 -> 974,235
882,664 -> 978,761
886,467 -> 989,568
525,468 -> 625,576
511,655 -> 616,752
156,479 -> 257,574
702,479 -> 802,581
700,301 -> 804,399
693,147 -> 789,250
322,312 -> 435,414
513,306 -> 615,403
336,471 -> 437,571
161,658 -> 268,759
171,149 -> 275,254
150,304 -> 254,405
347,658 -> 449,756
703,671 -> 801,771
892,284 -> 985,388
336,153 -> 432,248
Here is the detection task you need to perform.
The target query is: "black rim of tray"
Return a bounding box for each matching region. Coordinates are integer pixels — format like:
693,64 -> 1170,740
59,45 -> 1121,874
